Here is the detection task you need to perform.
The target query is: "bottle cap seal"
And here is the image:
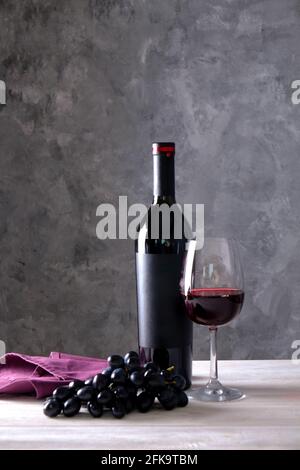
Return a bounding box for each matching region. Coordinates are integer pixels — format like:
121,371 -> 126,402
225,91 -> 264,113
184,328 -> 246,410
152,142 -> 175,157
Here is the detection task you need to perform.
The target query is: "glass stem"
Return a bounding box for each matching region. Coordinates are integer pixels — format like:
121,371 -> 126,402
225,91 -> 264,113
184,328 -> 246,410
209,327 -> 218,383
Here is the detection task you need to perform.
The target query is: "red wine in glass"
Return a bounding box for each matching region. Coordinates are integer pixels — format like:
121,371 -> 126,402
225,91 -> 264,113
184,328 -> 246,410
184,288 -> 244,327
181,237 -> 245,401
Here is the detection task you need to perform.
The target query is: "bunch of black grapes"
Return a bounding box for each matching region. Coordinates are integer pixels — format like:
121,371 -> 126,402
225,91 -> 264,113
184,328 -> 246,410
43,351 -> 188,419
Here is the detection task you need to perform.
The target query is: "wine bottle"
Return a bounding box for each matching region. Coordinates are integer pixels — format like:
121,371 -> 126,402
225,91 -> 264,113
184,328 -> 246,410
135,142 -> 193,388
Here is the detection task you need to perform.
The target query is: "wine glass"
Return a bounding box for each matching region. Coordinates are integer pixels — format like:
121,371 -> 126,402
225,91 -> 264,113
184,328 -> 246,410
181,237 -> 245,402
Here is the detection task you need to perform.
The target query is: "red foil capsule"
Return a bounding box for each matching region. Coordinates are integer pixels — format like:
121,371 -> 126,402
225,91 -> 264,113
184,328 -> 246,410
152,142 -> 175,156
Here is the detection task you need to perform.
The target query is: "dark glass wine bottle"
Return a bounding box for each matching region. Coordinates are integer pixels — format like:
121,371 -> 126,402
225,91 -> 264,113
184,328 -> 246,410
135,142 -> 193,388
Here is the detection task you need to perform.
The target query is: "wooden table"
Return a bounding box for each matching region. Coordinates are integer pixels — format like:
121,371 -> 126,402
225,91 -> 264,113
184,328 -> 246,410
0,360 -> 299,450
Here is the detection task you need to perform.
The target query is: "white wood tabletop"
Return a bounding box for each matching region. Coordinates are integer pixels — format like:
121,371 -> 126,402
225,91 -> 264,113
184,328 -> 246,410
0,360 -> 299,450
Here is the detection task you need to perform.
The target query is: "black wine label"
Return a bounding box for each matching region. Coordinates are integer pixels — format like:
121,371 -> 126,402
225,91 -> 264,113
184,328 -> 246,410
136,253 -> 193,348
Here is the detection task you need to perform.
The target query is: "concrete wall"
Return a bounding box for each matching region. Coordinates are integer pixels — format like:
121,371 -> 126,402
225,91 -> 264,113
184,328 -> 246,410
0,0 -> 299,359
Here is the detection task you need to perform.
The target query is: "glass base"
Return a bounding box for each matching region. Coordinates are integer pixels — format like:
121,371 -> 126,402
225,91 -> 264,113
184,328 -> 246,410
189,379 -> 245,402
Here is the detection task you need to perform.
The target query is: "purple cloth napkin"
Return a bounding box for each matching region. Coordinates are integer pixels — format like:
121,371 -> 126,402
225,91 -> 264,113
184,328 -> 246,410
0,352 -> 107,399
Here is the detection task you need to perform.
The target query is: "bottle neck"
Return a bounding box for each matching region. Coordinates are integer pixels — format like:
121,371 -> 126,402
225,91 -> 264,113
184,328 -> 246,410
152,195 -> 176,205
153,154 -> 175,204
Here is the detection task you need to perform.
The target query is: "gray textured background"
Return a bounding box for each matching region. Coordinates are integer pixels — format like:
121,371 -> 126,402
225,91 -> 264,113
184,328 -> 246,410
0,0 -> 299,359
